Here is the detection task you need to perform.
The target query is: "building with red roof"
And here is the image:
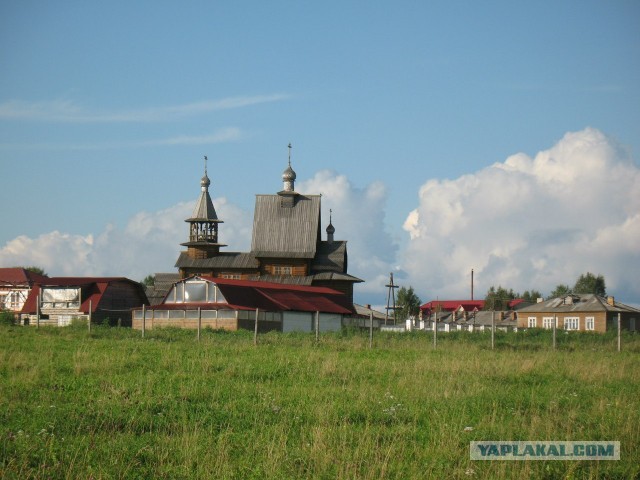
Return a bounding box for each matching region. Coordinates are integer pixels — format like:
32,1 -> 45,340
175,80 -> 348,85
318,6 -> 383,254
419,300 -> 486,317
0,267 -> 49,314
133,275 -> 355,332
19,277 -> 148,327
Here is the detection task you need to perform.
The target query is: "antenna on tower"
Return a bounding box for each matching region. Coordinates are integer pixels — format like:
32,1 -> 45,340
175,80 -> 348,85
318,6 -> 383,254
384,272 -> 399,325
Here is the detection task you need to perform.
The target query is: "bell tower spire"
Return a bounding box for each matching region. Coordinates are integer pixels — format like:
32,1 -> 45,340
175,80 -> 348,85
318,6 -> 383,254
181,156 -> 227,260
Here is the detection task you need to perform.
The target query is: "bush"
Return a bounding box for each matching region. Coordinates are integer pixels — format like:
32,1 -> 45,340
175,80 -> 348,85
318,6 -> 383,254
0,309 -> 16,326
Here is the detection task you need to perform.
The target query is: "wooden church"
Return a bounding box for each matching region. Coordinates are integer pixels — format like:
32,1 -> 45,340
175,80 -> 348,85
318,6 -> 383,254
175,152 -> 363,304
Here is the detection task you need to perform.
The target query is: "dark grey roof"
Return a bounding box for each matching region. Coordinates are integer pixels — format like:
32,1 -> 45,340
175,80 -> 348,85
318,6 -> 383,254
175,252 -> 259,269
353,303 -> 387,320
464,311 -> 516,326
313,241 -> 347,273
516,294 -> 640,314
145,273 -> 181,305
311,272 -> 364,283
250,194 -> 321,258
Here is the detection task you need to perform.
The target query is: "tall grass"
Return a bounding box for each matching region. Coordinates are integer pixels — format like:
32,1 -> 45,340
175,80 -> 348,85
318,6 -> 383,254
1,325 -> 638,479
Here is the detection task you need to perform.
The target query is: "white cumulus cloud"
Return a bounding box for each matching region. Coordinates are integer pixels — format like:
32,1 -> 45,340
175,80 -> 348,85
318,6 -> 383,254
0,199 -> 253,281
2,128 -> 638,308
298,170 -> 399,296
401,127 -> 640,303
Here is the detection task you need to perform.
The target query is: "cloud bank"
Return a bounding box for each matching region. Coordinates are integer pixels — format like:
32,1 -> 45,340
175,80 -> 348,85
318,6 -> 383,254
0,199 -> 253,282
402,127 -> 640,303
1,128 -> 639,306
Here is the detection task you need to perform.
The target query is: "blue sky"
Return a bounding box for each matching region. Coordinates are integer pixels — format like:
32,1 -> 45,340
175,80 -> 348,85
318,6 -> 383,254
1,1 -> 639,307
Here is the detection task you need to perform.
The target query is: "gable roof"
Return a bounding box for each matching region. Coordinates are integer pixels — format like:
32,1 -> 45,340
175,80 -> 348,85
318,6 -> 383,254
516,294 -> 640,314
250,194 -> 321,258
420,300 -> 485,313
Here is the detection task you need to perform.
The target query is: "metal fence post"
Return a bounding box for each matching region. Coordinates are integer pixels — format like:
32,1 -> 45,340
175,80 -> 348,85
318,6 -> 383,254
254,308 -> 259,346
197,307 -> 201,342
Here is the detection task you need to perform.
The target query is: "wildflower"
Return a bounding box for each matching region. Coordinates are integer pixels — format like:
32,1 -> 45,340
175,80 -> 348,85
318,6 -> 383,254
463,426 -> 474,432
465,467 -> 475,476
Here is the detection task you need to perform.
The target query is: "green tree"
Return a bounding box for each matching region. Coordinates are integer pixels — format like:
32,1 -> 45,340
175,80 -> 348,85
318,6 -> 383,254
14,266 -> 47,276
522,290 -> 544,303
141,275 -> 155,287
483,286 -> 518,311
548,284 -> 571,299
396,286 -> 422,321
573,272 -> 606,296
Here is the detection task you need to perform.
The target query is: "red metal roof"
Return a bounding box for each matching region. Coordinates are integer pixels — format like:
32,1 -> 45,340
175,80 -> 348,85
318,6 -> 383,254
0,267 -> 48,286
176,276 -> 355,314
420,300 -> 486,313
20,277 -> 147,314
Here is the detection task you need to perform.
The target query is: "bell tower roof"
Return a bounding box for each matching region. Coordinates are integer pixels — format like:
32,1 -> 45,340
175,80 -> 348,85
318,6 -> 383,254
187,156 -> 221,222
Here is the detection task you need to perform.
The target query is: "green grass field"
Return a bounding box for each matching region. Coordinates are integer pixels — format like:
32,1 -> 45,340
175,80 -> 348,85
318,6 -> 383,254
1,325 -> 638,479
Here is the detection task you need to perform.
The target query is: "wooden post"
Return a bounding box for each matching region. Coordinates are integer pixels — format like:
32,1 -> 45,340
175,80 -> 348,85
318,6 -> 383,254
491,310 -> 495,350
552,314 -> 557,351
197,307 -> 201,342
36,293 -> 40,328
142,304 -> 146,338
369,312 -> 373,349
617,312 -> 621,352
433,311 -> 437,349
88,300 -> 92,333
315,311 -> 320,343
253,308 -> 259,346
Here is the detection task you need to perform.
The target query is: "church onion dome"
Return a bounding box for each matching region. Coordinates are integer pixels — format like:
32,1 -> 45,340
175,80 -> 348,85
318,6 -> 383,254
326,221 -> 335,235
201,173 -> 211,189
282,164 -> 296,182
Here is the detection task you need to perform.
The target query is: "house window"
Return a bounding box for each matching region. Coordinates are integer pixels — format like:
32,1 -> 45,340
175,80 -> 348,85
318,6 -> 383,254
542,317 -> 555,329
220,273 -> 241,280
585,316 -> 595,331
564,317 -> 580,331
528,317 -> 537,328
273,265 -> 292,275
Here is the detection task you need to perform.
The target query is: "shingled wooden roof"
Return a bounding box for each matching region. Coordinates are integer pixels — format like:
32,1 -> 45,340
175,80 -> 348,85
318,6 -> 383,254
250,194 -> 321,258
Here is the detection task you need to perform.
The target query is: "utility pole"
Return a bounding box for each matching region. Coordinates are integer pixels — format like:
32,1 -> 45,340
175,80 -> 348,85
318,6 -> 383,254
471,268 -> 474,301
384,272 -> 399,325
